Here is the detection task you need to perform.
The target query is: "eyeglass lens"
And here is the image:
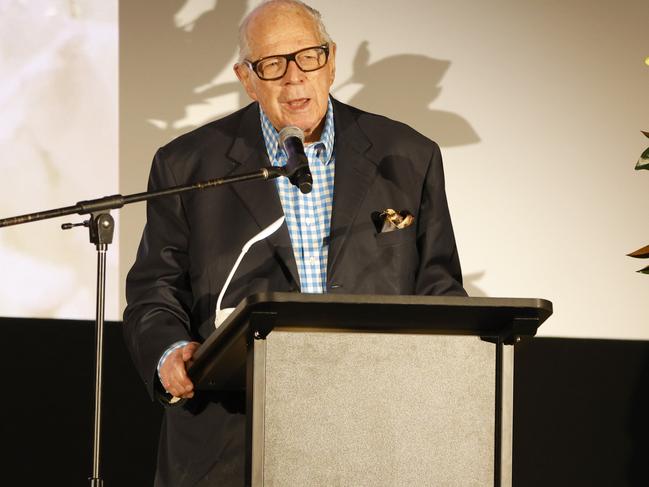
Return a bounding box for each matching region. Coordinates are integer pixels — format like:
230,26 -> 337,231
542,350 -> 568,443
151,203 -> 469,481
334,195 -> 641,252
255,46 -> 327,80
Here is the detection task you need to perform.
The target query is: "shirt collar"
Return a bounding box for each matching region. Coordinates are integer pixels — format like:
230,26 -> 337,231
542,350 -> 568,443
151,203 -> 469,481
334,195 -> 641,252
260,97 -> 335,166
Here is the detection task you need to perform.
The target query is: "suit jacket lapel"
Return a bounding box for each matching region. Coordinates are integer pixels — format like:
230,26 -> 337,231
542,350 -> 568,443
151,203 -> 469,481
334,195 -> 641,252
223,100 -> 378,290
226,103 -> 300,287
327,99 -> 378,278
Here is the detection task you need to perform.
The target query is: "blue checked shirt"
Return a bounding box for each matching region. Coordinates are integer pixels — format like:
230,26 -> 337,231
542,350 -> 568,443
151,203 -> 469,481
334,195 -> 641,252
260,99 -> 336,293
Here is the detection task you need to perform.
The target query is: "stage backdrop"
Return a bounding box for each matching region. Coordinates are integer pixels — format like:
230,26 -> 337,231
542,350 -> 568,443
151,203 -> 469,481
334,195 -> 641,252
2,0 -> 648,340
0,1 -> 119,320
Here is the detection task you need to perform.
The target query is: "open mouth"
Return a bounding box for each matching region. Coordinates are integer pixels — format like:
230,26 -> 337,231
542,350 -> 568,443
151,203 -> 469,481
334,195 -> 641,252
284,98 -> 310,110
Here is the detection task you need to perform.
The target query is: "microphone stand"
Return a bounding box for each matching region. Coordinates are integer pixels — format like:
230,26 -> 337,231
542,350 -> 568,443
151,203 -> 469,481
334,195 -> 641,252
0,166 -> 284,486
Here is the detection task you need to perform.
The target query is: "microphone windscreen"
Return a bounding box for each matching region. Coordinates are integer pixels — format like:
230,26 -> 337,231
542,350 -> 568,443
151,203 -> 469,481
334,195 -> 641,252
279,126 -> 305,145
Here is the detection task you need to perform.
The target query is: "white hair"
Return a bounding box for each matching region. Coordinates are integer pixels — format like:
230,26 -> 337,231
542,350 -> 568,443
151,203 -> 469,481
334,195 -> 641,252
237,0 -> 333,62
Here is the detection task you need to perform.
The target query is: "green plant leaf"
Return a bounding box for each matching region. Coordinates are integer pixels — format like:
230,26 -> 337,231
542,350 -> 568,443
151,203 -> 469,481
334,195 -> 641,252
636,147 -> 649,170
637,264 -> 649,274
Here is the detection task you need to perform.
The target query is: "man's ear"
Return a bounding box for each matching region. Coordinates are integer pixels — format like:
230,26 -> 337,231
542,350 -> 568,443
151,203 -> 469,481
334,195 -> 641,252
234,63 -> 258,101
328,43 -> 337,84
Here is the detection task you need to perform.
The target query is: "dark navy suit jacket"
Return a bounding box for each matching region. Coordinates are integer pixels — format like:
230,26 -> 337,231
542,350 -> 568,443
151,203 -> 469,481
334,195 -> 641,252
123,98 -> 466,486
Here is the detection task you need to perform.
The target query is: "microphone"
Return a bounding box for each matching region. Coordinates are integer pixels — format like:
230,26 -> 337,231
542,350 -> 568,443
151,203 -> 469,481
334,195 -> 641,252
279,126 -> 313,194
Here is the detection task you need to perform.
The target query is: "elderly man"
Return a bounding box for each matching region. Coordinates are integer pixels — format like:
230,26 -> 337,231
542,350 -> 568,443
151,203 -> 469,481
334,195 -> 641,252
124,0 -> 465,485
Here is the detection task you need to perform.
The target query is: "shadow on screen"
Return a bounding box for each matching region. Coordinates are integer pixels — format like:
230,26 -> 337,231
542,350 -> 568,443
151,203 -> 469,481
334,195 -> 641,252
334,41 -> 480,148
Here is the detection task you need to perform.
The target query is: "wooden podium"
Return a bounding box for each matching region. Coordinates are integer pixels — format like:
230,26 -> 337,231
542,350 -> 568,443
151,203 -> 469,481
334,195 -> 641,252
189,293 -> 552,487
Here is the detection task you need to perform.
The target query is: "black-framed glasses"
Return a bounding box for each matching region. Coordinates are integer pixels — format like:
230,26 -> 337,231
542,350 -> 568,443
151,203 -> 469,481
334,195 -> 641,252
245,44 -> 330,81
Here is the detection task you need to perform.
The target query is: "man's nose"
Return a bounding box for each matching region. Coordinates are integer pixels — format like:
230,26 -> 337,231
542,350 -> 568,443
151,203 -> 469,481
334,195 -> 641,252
283,59 -> 305,82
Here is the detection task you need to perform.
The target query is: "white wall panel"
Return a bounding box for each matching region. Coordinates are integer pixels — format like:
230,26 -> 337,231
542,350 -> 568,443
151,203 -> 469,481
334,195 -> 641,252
3,0 -> 646,339
0,1 -> 118,320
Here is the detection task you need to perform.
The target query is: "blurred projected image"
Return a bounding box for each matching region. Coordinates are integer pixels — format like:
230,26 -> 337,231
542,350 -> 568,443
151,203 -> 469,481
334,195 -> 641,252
0,0 -> 118,320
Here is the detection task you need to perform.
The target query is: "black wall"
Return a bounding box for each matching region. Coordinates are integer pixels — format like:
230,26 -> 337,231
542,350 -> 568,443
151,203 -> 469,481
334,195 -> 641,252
2,318 -> 648,486
514,337 -> 649,486
1,318 -> 161,486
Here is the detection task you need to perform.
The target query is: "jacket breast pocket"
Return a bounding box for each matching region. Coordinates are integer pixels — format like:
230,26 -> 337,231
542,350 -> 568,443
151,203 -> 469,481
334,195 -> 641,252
370,224 -> 418,293
374,224 -> 416,247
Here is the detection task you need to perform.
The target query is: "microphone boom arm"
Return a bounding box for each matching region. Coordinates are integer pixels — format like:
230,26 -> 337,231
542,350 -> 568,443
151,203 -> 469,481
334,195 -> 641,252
0,166 -> 285,228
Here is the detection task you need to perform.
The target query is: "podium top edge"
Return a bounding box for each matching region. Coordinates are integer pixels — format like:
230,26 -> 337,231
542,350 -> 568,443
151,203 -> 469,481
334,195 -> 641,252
211,293 -> 554,334
190,293 -> 553,388
240,292 -> 553,313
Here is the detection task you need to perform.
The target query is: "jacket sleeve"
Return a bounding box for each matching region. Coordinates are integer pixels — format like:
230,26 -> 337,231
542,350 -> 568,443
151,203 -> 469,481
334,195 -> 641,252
414,142 -> 467,297
123,147 -> 195,399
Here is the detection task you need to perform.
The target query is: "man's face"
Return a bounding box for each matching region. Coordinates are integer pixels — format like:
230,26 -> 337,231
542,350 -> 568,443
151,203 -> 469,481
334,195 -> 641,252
235,6 -> 336,143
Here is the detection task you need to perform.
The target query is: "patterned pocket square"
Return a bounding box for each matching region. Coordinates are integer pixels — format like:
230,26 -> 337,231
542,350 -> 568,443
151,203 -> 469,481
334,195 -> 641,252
372,208 -> 415,233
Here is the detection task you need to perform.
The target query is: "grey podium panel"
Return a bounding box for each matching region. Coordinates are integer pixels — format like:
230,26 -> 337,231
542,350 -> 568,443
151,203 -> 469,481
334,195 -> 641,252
253,331 -> 497,486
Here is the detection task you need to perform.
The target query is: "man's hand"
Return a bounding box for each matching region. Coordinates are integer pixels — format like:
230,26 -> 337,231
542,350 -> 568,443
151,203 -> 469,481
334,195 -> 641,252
158,341 -> 200,399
